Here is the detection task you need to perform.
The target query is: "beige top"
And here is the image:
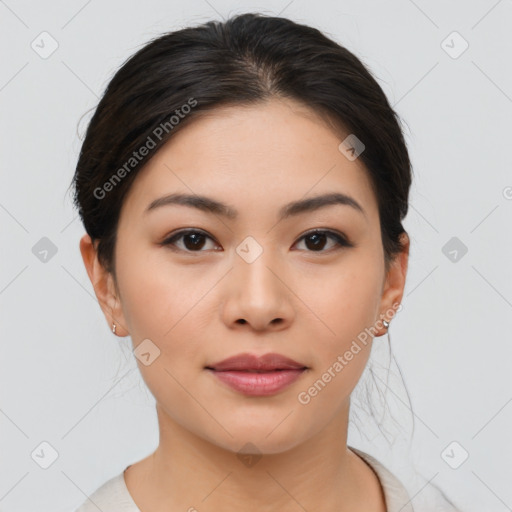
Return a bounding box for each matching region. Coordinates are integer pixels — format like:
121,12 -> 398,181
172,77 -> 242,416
74,446 -> 460,511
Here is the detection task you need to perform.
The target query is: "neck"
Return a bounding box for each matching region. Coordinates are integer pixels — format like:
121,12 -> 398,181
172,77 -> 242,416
124,399 -> 385,512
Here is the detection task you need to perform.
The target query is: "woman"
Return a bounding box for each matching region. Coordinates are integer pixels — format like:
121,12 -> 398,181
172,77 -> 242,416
72,12 -> 461,512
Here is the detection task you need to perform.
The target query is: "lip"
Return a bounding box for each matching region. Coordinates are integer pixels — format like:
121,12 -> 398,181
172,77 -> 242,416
205,352 -> 308,397
206,352 -> 307,372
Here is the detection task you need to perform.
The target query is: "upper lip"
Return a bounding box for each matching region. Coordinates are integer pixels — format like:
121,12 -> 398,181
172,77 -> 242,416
206,352 -> 307,371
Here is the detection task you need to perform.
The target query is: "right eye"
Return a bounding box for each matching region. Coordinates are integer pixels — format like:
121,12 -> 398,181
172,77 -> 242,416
160,229 -> 221,253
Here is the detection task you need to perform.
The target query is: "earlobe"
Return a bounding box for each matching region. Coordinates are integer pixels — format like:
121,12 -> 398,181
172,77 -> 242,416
376,233 -> 410,336
79,233 -> 129,337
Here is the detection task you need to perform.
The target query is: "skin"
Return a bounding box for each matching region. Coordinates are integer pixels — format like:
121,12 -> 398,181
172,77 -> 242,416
80,97 -> 409,512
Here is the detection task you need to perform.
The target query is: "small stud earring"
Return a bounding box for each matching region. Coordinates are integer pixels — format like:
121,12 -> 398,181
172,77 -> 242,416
382,319 -> 390,329
112,323 -> 116,334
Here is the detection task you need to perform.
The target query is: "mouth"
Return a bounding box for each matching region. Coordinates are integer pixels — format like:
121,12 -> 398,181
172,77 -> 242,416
205,352 -> 308,372
205,368 -> 304,372
205,352 -> 308,396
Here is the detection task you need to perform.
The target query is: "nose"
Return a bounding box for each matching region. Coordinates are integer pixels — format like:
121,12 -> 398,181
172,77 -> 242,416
221,248 -> 295,333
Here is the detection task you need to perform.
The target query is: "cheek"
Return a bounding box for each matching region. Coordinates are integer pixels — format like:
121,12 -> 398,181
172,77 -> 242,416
114,247 -> 206,402
115,242 -> 197,337
114,242 -> 217,376
294,254 -> 383,407
301,255 -> 383,348
294,260 -> 382,417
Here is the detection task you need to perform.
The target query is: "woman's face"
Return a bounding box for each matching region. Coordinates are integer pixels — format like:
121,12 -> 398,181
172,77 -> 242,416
83,98 -> 408,454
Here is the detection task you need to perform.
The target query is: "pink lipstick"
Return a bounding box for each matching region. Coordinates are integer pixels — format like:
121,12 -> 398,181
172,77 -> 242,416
205,352 -> 308,396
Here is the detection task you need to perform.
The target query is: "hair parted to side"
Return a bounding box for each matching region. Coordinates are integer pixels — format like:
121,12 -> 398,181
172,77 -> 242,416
69,12 -> 412,282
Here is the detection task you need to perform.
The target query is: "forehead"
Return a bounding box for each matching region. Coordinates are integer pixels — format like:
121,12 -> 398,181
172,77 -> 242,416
119,98 -> 378,223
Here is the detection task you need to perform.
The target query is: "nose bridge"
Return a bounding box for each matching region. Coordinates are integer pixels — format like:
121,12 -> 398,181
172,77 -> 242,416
221,234 -> 294,330
234,235 -> 284,301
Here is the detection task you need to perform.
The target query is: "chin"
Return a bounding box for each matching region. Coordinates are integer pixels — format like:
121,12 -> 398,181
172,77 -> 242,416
199,420 -> 307,457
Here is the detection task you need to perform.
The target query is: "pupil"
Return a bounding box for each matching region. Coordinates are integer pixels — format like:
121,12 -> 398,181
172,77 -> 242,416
184,233 -> 205,250
306,233 -> 326,251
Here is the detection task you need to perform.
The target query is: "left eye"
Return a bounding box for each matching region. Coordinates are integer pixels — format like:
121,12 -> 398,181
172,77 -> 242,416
294,229 -> 352,252
161,229 -> 352,253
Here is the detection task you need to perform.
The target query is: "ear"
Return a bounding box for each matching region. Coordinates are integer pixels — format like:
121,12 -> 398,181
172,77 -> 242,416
79,233 -> 129,337
375,232 -> 409,336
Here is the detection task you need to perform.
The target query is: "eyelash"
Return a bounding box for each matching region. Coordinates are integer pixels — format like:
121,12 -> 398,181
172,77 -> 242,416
160,228 -> 354,254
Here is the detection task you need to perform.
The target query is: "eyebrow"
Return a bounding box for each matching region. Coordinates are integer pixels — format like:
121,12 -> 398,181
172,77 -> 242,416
144,191 -> 366,221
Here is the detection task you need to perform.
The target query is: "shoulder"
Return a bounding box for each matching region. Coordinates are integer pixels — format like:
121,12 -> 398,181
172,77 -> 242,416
350,446 -> 415,512
74,470 -> 140,512
349,446 -> 464,512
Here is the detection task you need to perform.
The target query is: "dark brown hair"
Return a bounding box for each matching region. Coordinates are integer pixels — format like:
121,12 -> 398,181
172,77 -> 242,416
69,12 -> 412,280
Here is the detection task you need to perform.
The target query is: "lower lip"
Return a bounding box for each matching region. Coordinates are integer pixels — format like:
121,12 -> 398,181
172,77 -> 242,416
207,369 -> 306,396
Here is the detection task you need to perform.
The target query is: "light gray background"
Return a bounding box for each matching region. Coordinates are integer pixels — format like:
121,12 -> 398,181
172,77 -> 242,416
1,1 -> 511,511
